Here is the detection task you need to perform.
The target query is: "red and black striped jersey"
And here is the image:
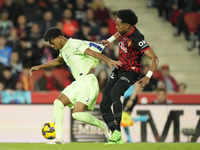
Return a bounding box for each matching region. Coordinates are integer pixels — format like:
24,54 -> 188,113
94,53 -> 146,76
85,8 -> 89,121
118,26 -> 151,73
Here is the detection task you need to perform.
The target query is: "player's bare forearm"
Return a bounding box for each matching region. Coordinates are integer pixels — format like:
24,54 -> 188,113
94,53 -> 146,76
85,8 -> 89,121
144,49 -> 159,72
137,49 -> 158,88
29,57 -> 64,76
37,57 -> 64,69
84,48 -> 122,69
85,48 -> 111,63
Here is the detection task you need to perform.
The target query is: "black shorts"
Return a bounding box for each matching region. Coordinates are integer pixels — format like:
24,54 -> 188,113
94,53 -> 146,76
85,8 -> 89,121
110,68 -> 141,88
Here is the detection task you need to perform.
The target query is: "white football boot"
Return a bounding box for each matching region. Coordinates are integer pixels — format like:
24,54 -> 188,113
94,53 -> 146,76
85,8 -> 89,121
47,138 -> 64,144
102,123 -> 112,142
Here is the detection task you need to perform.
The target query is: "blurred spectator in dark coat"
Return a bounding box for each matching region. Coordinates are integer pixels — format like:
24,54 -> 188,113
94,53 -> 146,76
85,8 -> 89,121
91,0 -> 110,23
22,0 -> 42,24
0,66 -> 15,90
97,22 -> 110,41
16,37 -> 36,66
7,27 -> 20,51
73,22 -> 95,41
1,0 -> 23,26
172,0 -> 194,36
0,9 -> 13,37
83,8 -> 100,35
72,0 -> 88,26
16,15 -> 28,38
46,0 -> 65,22
38,10 -> 56,36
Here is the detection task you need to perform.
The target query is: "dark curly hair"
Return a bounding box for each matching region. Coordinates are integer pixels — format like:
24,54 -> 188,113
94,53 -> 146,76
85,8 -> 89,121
43,27 -> 63,43
117,9 -> 138,26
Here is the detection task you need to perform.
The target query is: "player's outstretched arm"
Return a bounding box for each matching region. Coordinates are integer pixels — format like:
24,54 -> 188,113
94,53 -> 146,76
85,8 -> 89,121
29,56 -> 64,76
100,32 -> 119,46
84,48 -> 122,69
137,49 -> 159,88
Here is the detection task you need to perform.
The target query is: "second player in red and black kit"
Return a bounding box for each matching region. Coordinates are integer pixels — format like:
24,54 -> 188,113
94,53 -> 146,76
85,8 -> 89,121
118,26 -> 151,72
100,9 -> 159,144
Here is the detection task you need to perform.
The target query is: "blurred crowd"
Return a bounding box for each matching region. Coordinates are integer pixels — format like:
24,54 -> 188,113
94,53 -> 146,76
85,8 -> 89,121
0,0 -> 119,93
147,0 -> 200,53
0,0 -> 188,100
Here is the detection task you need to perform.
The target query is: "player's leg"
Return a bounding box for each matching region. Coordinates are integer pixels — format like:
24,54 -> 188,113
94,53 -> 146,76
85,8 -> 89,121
71,74 -> 111,141
72,101 -> 104,128
100,69 -> 119,132
107,72 -> 138,144
48,93 -> 72,144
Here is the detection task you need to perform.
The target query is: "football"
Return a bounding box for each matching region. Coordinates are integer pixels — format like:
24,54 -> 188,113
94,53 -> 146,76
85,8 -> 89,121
41,122 -> 56,140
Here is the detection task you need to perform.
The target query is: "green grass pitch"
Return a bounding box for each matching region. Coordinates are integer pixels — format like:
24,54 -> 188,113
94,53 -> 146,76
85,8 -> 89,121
0,143 -> 200,150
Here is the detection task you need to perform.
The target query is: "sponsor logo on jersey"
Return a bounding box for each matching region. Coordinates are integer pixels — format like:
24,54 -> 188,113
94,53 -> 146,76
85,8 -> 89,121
138,40 -> 148,49
119,42 -> 127,53
121,77 -> 130,82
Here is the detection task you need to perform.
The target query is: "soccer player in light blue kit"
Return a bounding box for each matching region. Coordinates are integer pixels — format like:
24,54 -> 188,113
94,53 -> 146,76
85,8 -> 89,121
29,27 -> 122,144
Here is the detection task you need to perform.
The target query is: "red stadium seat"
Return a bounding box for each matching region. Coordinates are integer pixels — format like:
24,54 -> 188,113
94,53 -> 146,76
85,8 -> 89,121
52,67 -> 71,86
32,69 -> 44,82
183,12 -> 200,33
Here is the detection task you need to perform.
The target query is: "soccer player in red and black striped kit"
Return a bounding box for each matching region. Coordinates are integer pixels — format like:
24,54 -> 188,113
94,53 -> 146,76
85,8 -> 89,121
100,9 -> 159,144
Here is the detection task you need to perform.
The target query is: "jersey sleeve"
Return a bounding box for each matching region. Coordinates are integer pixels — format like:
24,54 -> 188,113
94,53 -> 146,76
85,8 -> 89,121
132,32 -> 151,53
74,41 -> 89,55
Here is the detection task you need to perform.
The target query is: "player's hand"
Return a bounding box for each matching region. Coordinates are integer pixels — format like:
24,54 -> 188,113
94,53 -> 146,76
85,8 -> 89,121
108,61 -> 122,70
29,66 -> 40,76
100,40 -> 110,46
137,76 -> 150,88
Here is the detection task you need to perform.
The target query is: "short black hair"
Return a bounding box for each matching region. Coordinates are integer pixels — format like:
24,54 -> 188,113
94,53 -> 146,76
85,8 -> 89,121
3,66 -> 11,71
43,27 -> 63,43
117,9 -> 138,26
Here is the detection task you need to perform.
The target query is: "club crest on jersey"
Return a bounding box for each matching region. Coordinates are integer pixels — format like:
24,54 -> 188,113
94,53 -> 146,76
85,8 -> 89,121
86,98 -> 90,102
128,41 -> 132,47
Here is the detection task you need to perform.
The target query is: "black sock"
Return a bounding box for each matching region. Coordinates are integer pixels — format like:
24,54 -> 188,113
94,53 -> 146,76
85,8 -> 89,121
102,109 -> 116,132
113,102 -> 122,132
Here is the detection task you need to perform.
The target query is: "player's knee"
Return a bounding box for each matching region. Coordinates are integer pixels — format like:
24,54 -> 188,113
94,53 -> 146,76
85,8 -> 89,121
54,99 -> 64,108
100,100 -> 111,113
72,112 -> 83,121
110,89 -> 121,102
